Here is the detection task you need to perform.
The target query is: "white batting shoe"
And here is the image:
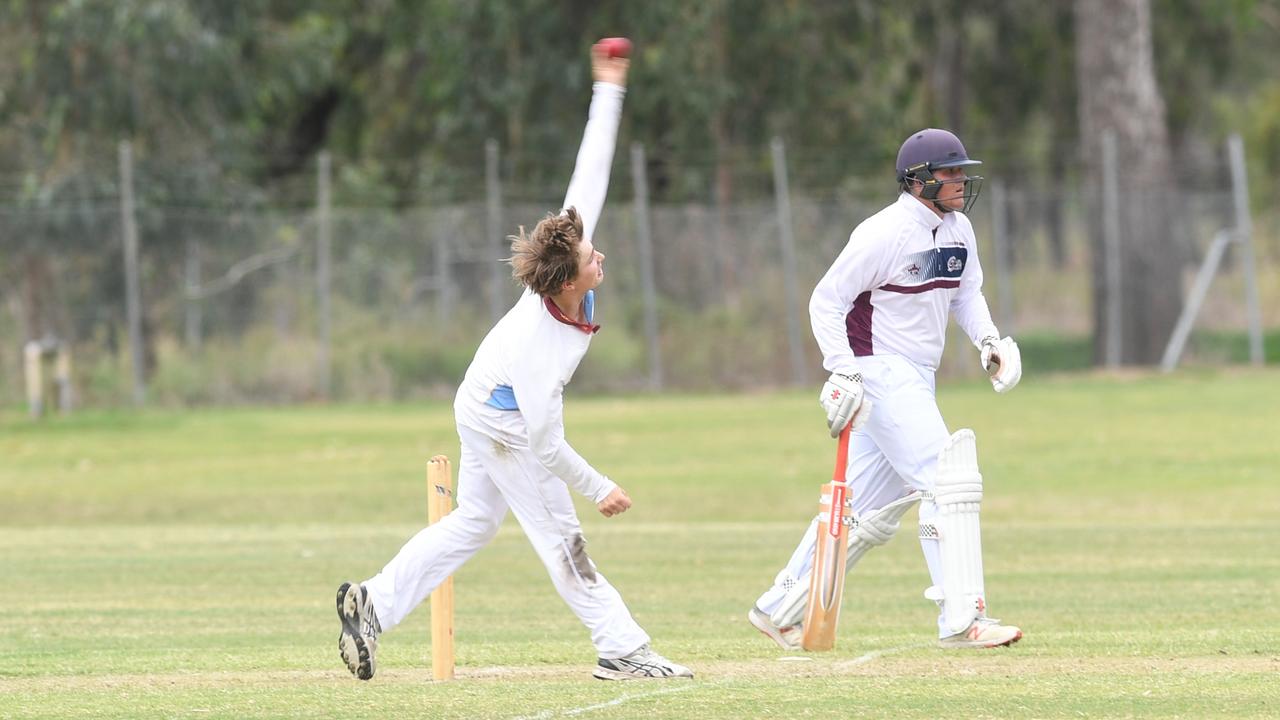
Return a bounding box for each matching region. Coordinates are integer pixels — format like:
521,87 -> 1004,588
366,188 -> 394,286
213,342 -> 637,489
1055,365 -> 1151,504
593,644 -> 694,680
938,617 -> 1023,649
337,582 -> 382,680
748,607 -> 803,651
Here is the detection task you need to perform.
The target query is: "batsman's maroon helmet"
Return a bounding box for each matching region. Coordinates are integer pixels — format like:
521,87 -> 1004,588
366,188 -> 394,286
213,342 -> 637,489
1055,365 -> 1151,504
895,128 -> 984,213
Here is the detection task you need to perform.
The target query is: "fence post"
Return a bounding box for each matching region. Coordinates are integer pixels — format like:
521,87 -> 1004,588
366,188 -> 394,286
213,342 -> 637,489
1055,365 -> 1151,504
1228,134 -> 1265,365
769,137 -> 808,386
1101,130 -> 1122,368
24,341 -> 42,418
630,143 -> 663,390
1160,230 -> 1235,372
55,344 -> 73,413
989,180 -> 1015,335
316,151 -> 333,399
712,172 -> 733,307
118,141 -> 147,405
435,217 -> 455,328
485,139 -> 505,323
184,238 -> 202,350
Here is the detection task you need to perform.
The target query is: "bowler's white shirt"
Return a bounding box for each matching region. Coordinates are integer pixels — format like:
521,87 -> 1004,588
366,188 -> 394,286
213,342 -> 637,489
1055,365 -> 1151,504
811,192 -> 1000,375
454,82 -> 624,504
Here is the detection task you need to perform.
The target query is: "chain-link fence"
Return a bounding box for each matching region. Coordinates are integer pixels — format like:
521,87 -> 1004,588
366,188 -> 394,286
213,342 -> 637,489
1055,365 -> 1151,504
2,138 -> 1275,409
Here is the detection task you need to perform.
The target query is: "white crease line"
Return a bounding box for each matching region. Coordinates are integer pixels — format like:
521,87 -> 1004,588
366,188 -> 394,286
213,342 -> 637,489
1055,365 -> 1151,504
511,681 -> 702,720
834,641 -> 933,669
511,641 -> 929,719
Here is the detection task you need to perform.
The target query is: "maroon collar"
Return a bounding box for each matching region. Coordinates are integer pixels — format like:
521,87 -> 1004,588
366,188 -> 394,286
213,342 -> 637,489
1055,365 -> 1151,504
543,296 -> 600,334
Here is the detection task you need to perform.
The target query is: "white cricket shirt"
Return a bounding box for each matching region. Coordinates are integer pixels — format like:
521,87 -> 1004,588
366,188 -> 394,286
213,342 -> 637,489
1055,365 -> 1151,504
811,192 -> 1000,375
454,82 -> 624,504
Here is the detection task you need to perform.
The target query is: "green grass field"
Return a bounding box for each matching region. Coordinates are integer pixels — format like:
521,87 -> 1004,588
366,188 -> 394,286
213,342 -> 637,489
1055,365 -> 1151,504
3,369 -> 1279,719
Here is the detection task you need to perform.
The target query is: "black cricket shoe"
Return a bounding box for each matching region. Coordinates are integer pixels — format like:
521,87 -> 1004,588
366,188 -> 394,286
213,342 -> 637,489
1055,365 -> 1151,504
336,582 -> 381,680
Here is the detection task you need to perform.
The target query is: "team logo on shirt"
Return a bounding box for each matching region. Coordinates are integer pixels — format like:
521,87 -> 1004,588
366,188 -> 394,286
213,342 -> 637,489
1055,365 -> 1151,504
881,246 -> 968,294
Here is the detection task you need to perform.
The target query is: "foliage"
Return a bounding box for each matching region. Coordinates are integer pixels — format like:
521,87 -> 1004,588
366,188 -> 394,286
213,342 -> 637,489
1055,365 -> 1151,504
5,1 -> 1278,204
2,1 -> 1279,403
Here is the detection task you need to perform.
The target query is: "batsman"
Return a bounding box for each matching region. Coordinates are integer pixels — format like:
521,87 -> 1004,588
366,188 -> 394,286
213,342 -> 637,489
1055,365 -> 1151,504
749,128 -> 1024,651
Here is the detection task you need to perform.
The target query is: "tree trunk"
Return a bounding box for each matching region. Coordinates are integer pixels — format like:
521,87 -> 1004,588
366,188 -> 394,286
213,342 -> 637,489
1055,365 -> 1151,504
933,13 -> 967,137
1075,0 -> 1183,364
1045,3 -> 1073,268
710,0 -> 736,309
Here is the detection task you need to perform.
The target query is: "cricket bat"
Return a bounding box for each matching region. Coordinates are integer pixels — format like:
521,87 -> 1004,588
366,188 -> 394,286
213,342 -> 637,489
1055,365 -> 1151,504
801,423 -> 853,651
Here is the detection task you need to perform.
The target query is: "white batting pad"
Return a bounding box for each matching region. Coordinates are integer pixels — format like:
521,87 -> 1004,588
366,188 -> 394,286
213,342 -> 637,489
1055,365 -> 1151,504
846,491 -> 923,572
769,492 -> 922,628
930,428 -> 987,635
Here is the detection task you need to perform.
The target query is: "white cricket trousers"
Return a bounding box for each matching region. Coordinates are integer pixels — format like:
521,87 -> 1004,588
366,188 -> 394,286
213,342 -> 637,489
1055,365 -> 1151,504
363,423 -> 649,659
756,354 -> 955,636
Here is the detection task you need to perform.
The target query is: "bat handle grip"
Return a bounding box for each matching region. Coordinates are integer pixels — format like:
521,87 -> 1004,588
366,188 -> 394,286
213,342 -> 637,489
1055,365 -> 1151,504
833,423 -> 852,481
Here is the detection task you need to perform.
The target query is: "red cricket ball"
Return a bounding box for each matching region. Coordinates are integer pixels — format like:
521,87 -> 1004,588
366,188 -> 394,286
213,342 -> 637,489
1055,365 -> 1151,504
596,37 -> 632,59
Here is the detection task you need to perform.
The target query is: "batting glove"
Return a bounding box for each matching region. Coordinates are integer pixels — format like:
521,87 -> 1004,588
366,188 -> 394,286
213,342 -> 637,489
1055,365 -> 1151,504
980,336 -> 1022,393
819,372 -> 872,438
